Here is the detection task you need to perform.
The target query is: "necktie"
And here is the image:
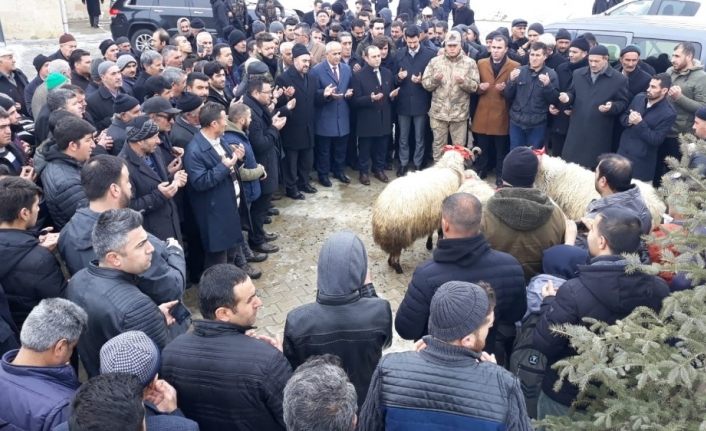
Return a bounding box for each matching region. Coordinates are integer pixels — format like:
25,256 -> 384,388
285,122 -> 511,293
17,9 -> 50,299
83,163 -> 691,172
333,66 -> 339,83
374,68 -> 381,86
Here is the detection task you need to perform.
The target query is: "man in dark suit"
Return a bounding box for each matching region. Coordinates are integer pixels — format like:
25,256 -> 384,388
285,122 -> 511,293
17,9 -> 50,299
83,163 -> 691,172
275,44 -> 318,200
119,116 -> 185,243
310,42 -> 354,187
243,78 -> 287,254
394,25 -> 436,176
351,45 -> 397,185
183,102 -> 247,268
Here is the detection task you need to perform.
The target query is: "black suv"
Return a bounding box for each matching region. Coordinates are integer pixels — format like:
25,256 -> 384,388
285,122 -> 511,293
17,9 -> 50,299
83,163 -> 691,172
109,0 -> 301,52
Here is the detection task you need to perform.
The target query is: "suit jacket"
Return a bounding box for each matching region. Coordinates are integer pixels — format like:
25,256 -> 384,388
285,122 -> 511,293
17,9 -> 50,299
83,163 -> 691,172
119,143 -> 182,242
394,46 -> 437,117
275,67 -> 317,150
86,85 -> 124,132
351,65 -> 394,138
308,41 -> 326,65
311,60 -> 352,137
183,131 -> 244,252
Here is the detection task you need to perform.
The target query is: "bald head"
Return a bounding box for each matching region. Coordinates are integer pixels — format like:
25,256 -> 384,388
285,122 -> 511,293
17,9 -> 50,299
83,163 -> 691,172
441,193 -> 482,237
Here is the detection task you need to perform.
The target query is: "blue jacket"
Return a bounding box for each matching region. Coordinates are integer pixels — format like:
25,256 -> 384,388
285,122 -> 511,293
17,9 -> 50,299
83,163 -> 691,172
504,64 -> 560,128
359,336 -> 533,431
395,235 -> 526,343
0,350 -> 79,431
394,45 -> 436,117
310,60 -> 352,137
184,131 -> 244,252
222,125 -> 262,204
618,94 -> 677,182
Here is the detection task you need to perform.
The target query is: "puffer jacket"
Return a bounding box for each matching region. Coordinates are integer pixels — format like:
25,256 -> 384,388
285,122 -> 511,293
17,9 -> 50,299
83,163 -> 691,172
482,187 -> 566,280
422,52 -> 479,122
395,235 -> 526,346
0,229 -> 66,329
161,319 -> 292,431
40,147 -> 87,230
222,121 -> 264,205
0,350 -> 79,431
666,61 -> 706,136
58,207 -> 186,305
359,336 -> 533,431
505,64 -> 560,128
283,232 -> 392,406
533,255 -> 669,406
66,263 -> 171,377
585,185 -> 653,234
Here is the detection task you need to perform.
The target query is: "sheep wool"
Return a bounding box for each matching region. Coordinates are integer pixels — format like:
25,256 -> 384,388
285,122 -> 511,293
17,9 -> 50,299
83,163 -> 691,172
535,154 -> 666,226
457,170 -> 496,204
372,151 -> 466,273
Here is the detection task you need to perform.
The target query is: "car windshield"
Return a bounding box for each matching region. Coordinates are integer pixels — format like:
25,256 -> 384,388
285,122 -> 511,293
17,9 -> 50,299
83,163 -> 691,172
606,0 -> 653,15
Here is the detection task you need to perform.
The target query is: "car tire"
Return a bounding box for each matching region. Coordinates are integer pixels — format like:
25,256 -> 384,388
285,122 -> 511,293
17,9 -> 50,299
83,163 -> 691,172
130,28 -> 154,53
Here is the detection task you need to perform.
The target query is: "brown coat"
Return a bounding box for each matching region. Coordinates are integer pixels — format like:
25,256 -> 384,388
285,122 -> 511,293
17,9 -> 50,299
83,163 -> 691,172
308,41 -> 326,65
471,57 -> 519,136
481,187 -> 566,280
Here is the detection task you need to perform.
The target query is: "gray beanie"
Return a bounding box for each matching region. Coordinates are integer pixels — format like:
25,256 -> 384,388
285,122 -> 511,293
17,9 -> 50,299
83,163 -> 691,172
428,281 -> 489,341
116,54 -> 137,71
269,21 -> 284,33
97,60 -> 116,77
99,331 -> 160,387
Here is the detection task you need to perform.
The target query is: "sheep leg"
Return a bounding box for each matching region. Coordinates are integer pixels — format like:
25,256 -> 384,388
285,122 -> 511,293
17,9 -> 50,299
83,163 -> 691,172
425,235 -> 433,250
388,253 -> 403,274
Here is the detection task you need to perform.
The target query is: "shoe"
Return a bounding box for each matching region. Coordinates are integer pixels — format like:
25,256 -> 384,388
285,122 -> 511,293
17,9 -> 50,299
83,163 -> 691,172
319,176 -> 332,187
385,162 -> 393,171
396,165 -> 408,177
413,165 -> 421,172
334,173 -> 351,184
267,207 -> 280,216
243,243 -> 268,263
359,173 -> 370,185
264,232 -> 279,242
251,242 -> 279,253
301,183 -> 318,193
271,191 -> 283,201
234,250 -> 262,279
264,216 -> 272,224
373,171 -> 390,183
286,191 -> 305,200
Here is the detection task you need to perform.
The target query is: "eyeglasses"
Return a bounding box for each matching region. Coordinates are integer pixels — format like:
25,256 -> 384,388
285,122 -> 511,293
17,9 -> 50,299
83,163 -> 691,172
156,113 -> 175,121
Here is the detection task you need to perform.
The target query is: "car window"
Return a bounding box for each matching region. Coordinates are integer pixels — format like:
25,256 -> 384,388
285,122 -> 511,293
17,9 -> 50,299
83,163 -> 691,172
156,0 -> 187,5
656,0 -> 701,15
632,37 -> 702,72
588,34 -> 629,61
128,0 -> 154,5
606,0 -> 653,15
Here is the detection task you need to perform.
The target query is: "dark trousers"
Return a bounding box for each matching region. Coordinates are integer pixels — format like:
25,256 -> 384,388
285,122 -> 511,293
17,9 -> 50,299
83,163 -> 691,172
283,147 -> 313,193
358,135 -> 389,174
204,247 -> 237,269
654,136 -> 681,186
475,134 -> 509,183
315,135 -> 348,178
509,122 -> 547,150
249,193 -> 272,246
550,132 -> 567,157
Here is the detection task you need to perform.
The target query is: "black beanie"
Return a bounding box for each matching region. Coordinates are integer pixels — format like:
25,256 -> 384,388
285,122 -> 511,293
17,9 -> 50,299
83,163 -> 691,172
502,147 -> 538,188
569,36 -> 590,53
589,44 -> 610,56
113,94 -> 140,114
620,45 -> 641,57
528,23 -> 544,35
696,106 -> 706,121
33,54 -> 50,73
555,28 -> 571,41
228,29 -> 247,47
99,39 -> 116,56
292,43 -> 310,58
176,92 -> 203,112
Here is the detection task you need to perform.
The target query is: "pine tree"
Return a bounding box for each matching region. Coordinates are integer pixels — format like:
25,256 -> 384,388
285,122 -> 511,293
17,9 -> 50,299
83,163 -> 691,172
537,135 -> 706,431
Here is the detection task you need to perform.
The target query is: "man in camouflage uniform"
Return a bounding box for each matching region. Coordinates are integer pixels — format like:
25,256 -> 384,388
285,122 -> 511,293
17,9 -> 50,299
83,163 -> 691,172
422,30 -> 479,161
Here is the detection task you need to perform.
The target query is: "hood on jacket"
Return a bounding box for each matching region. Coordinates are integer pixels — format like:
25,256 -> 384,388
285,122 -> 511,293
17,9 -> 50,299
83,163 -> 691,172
316,231 -> 367,305
0,229 -> 39,280
487,187 -> 556,232
525,274 -> 567,316
542,244 -> 589,279
579,255 -> 667,315
62,207 -> 99,254
433,234 -> 489,267
224,120 -> 247,137
44,145 -> 81,165
378,8 -> 392,25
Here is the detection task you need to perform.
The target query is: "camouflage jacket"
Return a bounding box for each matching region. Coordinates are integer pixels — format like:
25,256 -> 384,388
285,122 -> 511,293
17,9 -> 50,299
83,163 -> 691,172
422,52 -> 479,122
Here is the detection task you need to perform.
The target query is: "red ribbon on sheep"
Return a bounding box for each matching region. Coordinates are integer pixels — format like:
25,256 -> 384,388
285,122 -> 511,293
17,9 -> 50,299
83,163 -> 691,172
442,145 -> 482,162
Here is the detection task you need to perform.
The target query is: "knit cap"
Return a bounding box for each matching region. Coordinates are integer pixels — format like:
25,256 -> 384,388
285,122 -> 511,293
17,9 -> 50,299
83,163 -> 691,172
429,281 -> 489,341
116,54 -> 137,71
696,106 -> 706,121
229,29 -> 247,47
90,58 -> 103,81
33,54 -> 50,73
292,43 -> 309,58
569,36 -> 590,53
620,45 -> 641,57
191,18 -> 205,29
59,33 -> 76,44
528,23 -> 544,35
126,116 -> 160,142
589,44 -> 609,56
555,28 -> 571,41
502,146 -> 538,187
97,60 -> 116,77
252,20 -> 266,35
100,331 -> 160,387
99,39 -> 116,56
176,92 -> 203,112
115,36 -> 130,45
46,72 -> 68,90
269,21 -> 284,33
113,94 -> 140,114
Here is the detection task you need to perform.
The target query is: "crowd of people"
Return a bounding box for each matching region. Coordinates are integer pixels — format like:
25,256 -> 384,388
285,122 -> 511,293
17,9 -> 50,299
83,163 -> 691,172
0,0 -> 706,429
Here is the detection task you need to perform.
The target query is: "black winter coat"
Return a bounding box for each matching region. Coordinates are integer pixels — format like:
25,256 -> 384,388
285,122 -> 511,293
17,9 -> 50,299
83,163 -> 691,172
0,70 -> 29,116
86,85 -> 123,131
243,94 -> 281,195
618,94 -> 676,181
395,235 -> 527,342
351,65 -> 394,138
119,143 -> 182,242
275,67 -> 317,150
161,320 -> 292,431
0,283 -> 19,357
452,6 -> 474,25
533,255 -> 669,406
105,117 -> 129,155
169,115 -> 199,148
394,45 -> 436,116
67,263 -> 171,377
505,64 -> 560,127
563,65 -> 629,168
0,229 -> 66,329
618,66 -> 652,99
548,57 -> 588,136
40,148 -> 88,230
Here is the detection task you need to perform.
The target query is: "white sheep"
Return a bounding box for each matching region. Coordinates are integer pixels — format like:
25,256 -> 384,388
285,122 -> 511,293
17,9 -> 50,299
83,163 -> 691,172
372,150 -> 468,274
457,170 -> 497,204
535,154 -> 666,227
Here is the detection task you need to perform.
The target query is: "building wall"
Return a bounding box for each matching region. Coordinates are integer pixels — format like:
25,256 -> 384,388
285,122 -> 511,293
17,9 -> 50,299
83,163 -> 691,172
0,0 -> 109,40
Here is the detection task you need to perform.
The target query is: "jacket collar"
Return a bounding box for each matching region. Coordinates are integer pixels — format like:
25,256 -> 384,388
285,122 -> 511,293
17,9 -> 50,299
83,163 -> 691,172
175,115 -> 199,133
1,350 -> 80,389
192,319 -> 254,337
420,336 -> 482,364
120,142 -> 165,182
86,261 -> 139,284
433,234 -> 490,264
